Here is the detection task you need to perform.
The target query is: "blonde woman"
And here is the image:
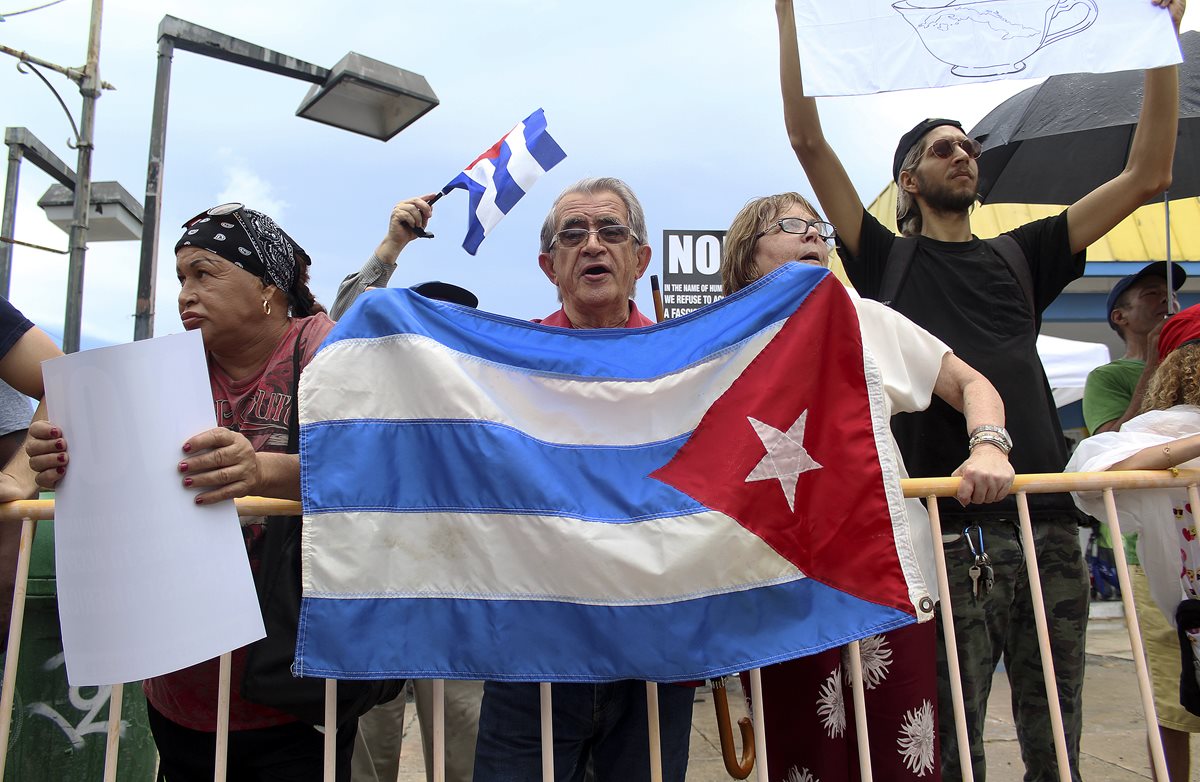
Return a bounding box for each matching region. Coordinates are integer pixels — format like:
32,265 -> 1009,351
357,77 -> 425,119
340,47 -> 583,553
723,193 -> 1012,781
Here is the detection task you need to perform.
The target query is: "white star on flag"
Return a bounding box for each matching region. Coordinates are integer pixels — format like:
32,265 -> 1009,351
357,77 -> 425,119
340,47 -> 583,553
744,410 -> 823,512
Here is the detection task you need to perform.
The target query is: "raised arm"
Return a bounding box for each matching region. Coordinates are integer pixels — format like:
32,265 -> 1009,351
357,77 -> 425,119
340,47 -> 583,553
1065,0 -> 1184,254
329,193 -> 439,320
933,353 -> 1015,506
776,0 -> 865,255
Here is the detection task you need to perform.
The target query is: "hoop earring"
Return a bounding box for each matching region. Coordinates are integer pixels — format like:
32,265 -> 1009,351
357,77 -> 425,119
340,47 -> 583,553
262,299 -> 271,316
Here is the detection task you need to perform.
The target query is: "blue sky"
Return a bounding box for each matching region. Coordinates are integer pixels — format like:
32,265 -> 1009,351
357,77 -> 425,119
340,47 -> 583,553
1,0 -> 1191,346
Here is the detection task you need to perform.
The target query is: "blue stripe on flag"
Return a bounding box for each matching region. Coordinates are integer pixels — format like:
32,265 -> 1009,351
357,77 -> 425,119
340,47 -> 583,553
523,109 -> 567,171
295,578 -> 915,682
489,140 -> 525,215
321,262 -> 829,381
442,171 -> 487,253
302,419 -> 700,519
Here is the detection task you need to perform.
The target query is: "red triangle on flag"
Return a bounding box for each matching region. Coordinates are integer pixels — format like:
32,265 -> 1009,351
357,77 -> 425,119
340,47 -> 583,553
652,277 -> 914,616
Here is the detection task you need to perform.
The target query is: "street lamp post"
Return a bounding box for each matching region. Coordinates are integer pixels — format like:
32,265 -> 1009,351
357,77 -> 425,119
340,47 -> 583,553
133,16 -> 439,341
1,127 -> 143,308
0,127 -> 76,298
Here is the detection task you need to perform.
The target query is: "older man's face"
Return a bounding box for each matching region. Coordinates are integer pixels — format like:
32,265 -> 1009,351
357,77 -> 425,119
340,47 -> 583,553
538,191 -> 650,323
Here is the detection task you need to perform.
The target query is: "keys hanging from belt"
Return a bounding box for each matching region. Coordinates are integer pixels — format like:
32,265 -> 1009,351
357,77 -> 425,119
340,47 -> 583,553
964,523 -> 994,600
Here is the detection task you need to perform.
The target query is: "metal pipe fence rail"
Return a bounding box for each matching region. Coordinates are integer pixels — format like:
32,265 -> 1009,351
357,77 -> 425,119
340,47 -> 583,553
0,469 -> 1191,782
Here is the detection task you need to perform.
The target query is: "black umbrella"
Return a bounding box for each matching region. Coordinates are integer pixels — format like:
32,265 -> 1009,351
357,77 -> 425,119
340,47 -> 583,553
969,30 -> 1200,302
970,31 -> 1199,205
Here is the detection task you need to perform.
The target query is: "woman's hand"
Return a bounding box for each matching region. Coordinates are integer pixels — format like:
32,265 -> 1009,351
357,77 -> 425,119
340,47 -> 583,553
952,445 -> 1015,507
179,428 -> 261,505
25,420 -> 68,491
1153,0 -> 1185,32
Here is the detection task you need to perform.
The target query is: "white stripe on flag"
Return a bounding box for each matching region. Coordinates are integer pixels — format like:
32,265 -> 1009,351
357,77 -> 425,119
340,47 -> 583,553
465,159 -> 505,235
300,323 -> 785,446
302,509 -> 804,604
504,120 -> 546,193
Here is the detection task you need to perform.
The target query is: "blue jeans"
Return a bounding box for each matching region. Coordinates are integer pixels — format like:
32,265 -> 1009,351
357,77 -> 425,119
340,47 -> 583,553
472,681 -> 694,782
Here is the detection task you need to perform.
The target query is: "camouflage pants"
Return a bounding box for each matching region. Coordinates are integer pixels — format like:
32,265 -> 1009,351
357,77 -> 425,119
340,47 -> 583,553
935,516 -> 1088,782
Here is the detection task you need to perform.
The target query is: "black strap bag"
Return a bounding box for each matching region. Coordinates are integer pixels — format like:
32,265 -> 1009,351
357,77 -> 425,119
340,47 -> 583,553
239,320 -> 403,726
1176,597 -> 1200,717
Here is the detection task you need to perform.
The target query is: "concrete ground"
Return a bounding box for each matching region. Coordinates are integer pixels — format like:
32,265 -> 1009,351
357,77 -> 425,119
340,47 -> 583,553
394,600 -> 1163,781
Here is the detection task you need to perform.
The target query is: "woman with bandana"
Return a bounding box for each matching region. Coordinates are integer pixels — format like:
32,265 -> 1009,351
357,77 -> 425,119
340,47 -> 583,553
26,204 -> 348,781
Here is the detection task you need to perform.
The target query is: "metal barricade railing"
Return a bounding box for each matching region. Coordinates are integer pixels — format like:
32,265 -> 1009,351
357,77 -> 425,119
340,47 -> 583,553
0,470 -> 1191,782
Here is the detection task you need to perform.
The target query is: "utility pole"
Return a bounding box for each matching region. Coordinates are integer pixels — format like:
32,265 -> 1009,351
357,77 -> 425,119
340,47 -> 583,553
62,0 -> 103,353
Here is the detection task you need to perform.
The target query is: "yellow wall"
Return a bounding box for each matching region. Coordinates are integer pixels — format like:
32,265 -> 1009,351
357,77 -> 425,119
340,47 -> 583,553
862,182 -> 1200,264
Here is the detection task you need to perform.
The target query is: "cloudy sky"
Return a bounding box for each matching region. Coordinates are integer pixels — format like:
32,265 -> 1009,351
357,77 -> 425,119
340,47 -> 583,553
0,0 -> 1191,346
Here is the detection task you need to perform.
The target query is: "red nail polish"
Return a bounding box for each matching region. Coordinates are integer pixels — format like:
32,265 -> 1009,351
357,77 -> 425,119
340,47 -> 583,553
55,439 -> 64,451
194,496 -> 203,505
182,442 -> 192,453
55,466 -> 64,475
179,462 -> 188,473
183,477 -> 193,487
56,454 -> 65,464
49,428 -> 59,438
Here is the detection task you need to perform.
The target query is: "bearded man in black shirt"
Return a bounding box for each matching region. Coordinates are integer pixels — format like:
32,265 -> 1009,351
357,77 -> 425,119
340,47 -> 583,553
774,1 -> 1184,780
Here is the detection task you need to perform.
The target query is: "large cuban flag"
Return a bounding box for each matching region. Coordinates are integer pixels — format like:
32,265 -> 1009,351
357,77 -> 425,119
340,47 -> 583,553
441,108 -> 566,255
295,263 -> 933,684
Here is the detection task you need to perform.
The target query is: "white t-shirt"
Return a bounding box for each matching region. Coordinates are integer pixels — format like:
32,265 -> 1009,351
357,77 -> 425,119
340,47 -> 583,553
850,289 -> 951,595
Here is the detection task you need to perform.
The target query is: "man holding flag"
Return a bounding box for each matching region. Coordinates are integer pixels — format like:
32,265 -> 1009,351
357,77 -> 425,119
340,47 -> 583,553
774,1 -> 1184,779
318,176 -> 688,777
468,176 -> 691,780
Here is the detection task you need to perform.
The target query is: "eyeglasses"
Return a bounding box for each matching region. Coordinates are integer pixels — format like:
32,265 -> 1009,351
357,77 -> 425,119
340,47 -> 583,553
551,225 -> 638,249
755,217 -> 836,241
924,137 -> 982,162
182,202 -> 244,229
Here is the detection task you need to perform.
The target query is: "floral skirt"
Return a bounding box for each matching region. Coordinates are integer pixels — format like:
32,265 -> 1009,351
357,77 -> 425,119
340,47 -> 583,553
740,621 -> 940,782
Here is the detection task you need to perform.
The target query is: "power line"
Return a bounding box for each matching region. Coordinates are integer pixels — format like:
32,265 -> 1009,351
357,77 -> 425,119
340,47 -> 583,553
0,0 -> 68,21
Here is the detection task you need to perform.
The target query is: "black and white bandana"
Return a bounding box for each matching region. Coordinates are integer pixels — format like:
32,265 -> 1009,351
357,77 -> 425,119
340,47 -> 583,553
175,207 -> 305,293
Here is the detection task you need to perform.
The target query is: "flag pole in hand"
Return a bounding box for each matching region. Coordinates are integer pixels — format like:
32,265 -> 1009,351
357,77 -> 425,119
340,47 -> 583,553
409,191 -> 444,240
438,108 -> 566,255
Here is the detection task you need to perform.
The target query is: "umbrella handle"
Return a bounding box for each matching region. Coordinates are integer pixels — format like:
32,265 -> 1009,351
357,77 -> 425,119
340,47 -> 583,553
711,677 -> 755,779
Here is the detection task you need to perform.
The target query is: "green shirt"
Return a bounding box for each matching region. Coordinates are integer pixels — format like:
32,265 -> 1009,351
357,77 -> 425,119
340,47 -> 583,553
1082,358 -> 1145,561
1083,358 -> 1145,434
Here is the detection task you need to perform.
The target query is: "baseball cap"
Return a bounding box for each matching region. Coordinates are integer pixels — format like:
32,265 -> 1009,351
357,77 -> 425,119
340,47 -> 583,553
410,281 -> 479,309
1105,261 -> 1186,330
893,118 -> 963,183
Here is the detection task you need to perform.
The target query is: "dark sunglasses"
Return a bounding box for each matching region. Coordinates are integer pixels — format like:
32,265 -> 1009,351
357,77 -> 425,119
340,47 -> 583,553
925,137 -> 982,161
551,225 -> 638,249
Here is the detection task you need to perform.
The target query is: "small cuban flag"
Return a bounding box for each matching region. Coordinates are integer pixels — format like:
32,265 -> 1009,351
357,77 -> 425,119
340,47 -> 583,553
442,108 -> 567,255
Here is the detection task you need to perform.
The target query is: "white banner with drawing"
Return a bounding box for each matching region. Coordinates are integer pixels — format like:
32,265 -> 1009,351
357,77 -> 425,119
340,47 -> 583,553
793,0 -> 1182,96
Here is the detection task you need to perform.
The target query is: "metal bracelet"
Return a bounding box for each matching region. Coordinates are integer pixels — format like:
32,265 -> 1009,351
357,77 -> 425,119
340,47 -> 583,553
969,433 -> 1012,454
